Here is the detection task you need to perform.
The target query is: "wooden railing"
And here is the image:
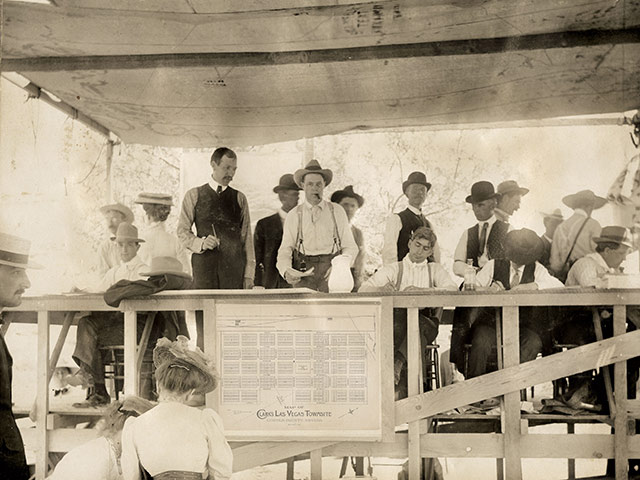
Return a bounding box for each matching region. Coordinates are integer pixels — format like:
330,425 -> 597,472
6,288 -> 640,480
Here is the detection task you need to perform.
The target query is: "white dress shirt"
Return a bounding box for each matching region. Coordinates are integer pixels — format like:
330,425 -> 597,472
475,259 -> 563,290
566,251 -> 616,287
98,238 -> 120,277
381,205 -> 441,265
99,255 -> 147,291
121,402 -> 233,480
47,436 -> 120,480
138,221 -> 191,275
276,200 -> 358,276
549,209 -> 602,273
452,215 -> 502,277
359,256 -> 457,292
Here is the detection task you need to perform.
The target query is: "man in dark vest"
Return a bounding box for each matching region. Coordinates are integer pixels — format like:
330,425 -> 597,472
254,174 -> 300,288
452,181 -> 509,278
177,147 -> 255,290
178,147 -> 255,349
382,171 -> 440,265
458,229 -> 562,378
0,232 -> 40,479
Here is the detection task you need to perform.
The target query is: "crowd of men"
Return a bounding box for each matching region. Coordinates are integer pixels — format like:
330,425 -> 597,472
1,146 -> 638,476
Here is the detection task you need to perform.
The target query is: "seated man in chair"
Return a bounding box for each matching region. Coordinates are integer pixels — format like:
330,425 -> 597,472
360,227 -> 457,398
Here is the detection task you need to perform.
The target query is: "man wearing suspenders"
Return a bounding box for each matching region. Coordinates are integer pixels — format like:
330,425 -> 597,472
277,160 -> 358,292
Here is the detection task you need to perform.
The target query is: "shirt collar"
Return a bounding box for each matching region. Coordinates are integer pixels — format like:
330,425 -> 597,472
209,177 -> 227,193
403,255 -> 429,268
494,208 -> 510,219
478,215 -> 497,227
589,252 -> 615,273
574,208 -> 588,217
278,208 -> 288,221
145,221 -> 164,231
543,234 -> 553,243
407,205 -> 422,216
304,200 -> 325,210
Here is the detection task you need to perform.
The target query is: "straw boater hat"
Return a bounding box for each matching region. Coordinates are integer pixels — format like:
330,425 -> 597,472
540,208 -> 564,221
593,226 -> 634,248
99,203 -> 134,223
503,228 -> 545,266
497,180 -> 529,197
562,189 -> 607,210
465,181 -> 499,204
134,192 -> 173,206
111,223 -> 145,243
402,171 -> 431,193
140,256 -> 192,279
330,185 -> 365,208
0,232 -> 42,269
153,336 -> 218,394
293,160 -> 333,188
273,174 -> 301,193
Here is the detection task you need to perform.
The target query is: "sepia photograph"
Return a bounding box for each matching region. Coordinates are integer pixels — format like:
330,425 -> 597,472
1,1 -> 640,479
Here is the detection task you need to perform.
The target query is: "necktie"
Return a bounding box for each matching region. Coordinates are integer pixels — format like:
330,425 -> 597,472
216,185 -> 222,195
511,269 -> 520,288
479,222 -> 488,254
311,205 -> 321,224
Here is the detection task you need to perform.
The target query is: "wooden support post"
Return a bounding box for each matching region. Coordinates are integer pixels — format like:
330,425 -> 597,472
35,311 -> 50,480
286,457 -> 295,480
203,300 -> 217,409
501,306 -> 522,480
407,307 -> 421,480
613,305 -> 628,480
592,308 -> 616,418
123,310 -> 138,396
310,448 -> 322,480
567,423 -> 576,480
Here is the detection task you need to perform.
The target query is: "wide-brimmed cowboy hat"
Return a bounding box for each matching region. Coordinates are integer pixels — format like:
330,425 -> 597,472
0,232 -> 43,269
540,208 -> 564,221
140,256 -> 191,279
497,180 -> 529,197
402,171 -> 431,193
593,226 -> 634,248
330,185 -> 365,208
465,181 -> 499,204
293,160 -> 333,188
111,223 -> 145,243
100,203 -> 134,223
273,174 -> 301,193
134,192 -> 173,206
153,336 -> 218,394
562,190 -> 607,210
503,228 -> 545,266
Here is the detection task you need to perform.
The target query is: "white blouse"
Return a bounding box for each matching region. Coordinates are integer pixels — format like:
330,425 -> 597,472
47,436 -> 121,480
121,402 -> 233,480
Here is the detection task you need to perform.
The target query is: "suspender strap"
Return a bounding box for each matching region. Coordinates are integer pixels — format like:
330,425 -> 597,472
295,203 -> 342,255
328,203 -> 342,254
563,217 -> 590,266
295,205 -> 305,255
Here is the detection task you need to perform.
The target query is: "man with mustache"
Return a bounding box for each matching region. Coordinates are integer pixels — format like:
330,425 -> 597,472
277,160 -> 357,292
177,147 -> 255,290
0,232 -> 40,479
98,202 -> 134,276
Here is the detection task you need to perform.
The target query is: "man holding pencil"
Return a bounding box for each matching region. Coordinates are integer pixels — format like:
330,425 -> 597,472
177,147 -> 255,290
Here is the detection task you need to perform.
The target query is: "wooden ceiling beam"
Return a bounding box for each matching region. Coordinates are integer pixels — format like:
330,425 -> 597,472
2,27 -> 640,73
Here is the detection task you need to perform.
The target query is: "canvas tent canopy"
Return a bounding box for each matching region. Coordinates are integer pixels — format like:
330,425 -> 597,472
1,0 -> 640,147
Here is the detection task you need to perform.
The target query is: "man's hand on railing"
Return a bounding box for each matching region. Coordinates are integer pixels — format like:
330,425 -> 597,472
379,282 -> 398,293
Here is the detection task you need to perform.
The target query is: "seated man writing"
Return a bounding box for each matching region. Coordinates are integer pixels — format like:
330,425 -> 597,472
458,228 -> 563,379
360,227 -> 457,398
72,223 -> 149,407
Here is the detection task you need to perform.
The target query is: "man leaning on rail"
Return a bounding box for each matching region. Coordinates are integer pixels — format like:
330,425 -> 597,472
0,232 -> 41,480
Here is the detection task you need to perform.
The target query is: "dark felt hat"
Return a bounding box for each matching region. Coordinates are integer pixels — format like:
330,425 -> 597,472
330,185 -> 364,208
465,181 -> 499,204
402,171 -> 431,194
504,228 -> 545,266
273,174 -> 301,193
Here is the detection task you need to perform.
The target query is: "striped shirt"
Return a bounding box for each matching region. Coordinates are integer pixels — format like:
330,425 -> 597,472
566,252 -> 616,287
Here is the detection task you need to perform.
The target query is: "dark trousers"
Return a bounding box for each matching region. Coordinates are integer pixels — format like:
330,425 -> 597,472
467,323 -> 542,378
73,312 -> 155,390
293,253 -> 334,292
0,410 -> 29,480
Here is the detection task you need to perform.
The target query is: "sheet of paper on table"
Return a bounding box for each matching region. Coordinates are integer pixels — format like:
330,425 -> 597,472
596,273 -> 640,289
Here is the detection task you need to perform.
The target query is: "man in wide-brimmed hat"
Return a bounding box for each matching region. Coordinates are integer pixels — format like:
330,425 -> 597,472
549,189 -> 607,279
453,229 -> 563,379
494,180 -> 529,224
73,223 -> 150,407
276,160 -> 357,292
539,208 -> 564,269
331,185 -> 367,290
177,147 -> 255,290
0,232 -> 40,479
135,192 -> 191,275
453,181 -> 509,278
254,174 -> 300,289
98,202 -> 134,276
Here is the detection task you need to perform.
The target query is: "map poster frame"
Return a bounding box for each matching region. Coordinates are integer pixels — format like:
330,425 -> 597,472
213,298 -> 393,442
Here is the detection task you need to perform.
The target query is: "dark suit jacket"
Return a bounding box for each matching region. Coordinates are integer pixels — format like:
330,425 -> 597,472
254,213 -> 289,289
